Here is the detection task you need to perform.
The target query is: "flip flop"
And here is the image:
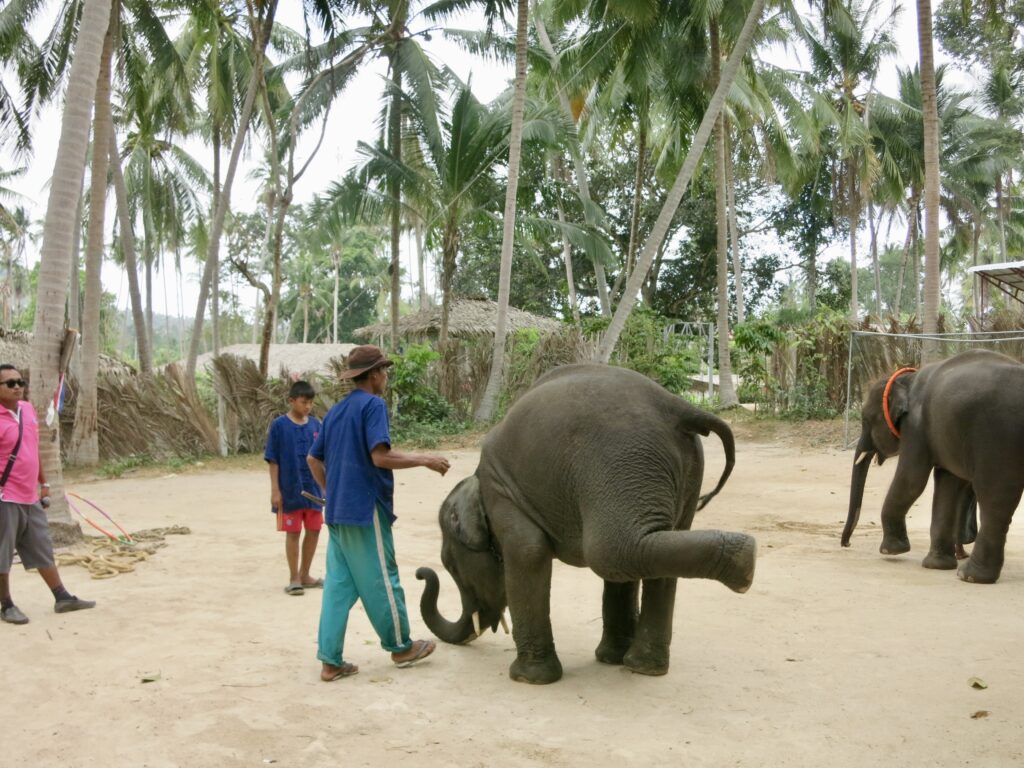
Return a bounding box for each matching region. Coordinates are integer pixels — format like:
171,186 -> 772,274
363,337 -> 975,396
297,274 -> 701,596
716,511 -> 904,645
301,578 -> 324,589
393,639 -> 436,668
284,584 -> 304,596
321,662 -> 358,682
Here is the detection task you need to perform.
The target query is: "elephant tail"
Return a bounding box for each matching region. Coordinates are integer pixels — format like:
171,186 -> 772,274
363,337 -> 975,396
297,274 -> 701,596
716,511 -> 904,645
686,411 -> 735,511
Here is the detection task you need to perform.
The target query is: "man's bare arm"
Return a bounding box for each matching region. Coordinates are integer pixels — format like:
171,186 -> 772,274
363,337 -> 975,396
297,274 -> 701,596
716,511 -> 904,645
371,445 -> 450,475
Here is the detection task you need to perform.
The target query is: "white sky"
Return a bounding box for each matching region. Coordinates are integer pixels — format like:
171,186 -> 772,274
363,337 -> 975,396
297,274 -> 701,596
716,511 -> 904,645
0,2 -> 948,321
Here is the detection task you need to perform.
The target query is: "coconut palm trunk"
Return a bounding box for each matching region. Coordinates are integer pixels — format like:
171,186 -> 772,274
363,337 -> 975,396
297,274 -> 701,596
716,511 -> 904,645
108,132 -> 153,375
917,0 -> 941,346
475,0 -> 529,422
534,8 -> 611,316
724,123 -> 744,324
186,0 -> 278,380
30,0 -> 114,535
594,0 -> 765,364
70,0 -> 117,465
848,163 -> 860,322
711,21 -> 738,408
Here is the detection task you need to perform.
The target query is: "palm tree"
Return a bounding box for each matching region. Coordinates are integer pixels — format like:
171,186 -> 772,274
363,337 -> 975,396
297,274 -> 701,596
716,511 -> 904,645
797,0 -> 896,321
68,0 -> 117,465
594,0 -> 767,364
916,0 -> 941,340
30,0 -> 113,533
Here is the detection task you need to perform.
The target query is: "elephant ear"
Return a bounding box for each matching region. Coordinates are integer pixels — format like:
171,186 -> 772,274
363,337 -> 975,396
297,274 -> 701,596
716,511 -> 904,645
443,475 -> 490,551
888,375 -> 912,427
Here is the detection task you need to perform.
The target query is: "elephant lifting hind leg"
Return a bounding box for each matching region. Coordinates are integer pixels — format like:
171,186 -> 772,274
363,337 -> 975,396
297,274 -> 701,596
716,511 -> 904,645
416,363 -> 756,684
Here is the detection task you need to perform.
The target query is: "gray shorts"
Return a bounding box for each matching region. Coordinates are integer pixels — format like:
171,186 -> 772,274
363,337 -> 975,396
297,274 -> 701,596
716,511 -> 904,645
0,501 -> 56,573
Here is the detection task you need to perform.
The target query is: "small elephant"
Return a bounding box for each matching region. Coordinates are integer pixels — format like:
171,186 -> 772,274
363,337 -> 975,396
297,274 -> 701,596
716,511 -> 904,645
415,363 -> 757,684
842,349 -> 1024,583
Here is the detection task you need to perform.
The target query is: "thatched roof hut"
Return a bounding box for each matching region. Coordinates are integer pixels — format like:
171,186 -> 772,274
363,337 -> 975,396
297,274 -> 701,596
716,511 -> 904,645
354,299 -> 562,342
0,328 -> 134,376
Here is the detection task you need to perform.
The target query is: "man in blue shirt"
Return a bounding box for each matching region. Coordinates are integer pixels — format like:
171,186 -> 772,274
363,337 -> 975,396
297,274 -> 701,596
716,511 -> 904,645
308,345 -> 450,681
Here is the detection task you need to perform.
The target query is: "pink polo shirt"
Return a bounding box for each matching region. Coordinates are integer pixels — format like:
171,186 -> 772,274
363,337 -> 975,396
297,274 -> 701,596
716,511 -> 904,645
0,400 -> 41,504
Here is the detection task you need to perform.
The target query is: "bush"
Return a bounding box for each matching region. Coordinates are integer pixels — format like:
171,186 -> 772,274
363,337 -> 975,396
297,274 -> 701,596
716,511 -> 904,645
390,344 -> 454,425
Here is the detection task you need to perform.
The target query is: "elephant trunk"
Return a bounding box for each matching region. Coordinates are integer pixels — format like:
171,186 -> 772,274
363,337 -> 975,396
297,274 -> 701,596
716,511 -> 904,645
842,437 -> 875,547
415,566 -> 478,645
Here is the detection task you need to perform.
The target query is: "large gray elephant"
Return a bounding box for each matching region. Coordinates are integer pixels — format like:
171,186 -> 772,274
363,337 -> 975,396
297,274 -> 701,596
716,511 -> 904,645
415,363 -> 757,684
842,349 -> 1024,583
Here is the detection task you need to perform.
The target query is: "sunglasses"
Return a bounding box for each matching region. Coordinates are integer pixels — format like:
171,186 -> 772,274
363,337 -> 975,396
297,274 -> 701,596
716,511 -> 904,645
1,379 -> 26,389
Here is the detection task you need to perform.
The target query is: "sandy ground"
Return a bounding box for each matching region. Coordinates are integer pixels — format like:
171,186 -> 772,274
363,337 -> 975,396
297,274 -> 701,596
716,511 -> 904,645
5,434 -> 1024,768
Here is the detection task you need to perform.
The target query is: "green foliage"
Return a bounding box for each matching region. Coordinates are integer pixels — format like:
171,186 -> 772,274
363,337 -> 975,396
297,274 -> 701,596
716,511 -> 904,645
96,454 -> 151,478
733,319 -> 785,406
390,344 -> 453,424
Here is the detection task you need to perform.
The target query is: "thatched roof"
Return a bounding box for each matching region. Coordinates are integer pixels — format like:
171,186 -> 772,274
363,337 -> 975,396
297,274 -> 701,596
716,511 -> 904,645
354,299 -> 562,340
192,343 -> 357,376
0,328 -> 135,376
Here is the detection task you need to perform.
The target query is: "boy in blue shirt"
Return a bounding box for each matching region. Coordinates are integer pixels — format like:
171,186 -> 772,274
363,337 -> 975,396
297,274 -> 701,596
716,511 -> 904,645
265,380 -> 325,596
308,345 -> 450,681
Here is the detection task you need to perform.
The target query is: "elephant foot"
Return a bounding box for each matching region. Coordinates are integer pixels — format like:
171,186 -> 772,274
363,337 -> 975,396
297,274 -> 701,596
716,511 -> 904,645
879,533 -> 911,556
711,533 -> 757,593
623,642 -> 670,676
958,557 -> 1001,585
595,635 -> 632,665
922,550 -> 957,570
509,653 -> 563,685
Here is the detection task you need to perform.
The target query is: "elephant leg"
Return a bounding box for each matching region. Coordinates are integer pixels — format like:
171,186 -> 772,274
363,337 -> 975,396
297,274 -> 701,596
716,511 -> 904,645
595,581 -> 638,665
922,470 -> 969,570
879,459 -> 931,555
623,577 -> 677,676
959,483 -> 1023,585
499,513 -> 562,684
956,491 -> 978,559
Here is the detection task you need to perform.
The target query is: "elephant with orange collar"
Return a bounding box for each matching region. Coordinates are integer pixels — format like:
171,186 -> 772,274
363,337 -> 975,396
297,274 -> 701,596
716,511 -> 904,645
843,349 -> 1024,583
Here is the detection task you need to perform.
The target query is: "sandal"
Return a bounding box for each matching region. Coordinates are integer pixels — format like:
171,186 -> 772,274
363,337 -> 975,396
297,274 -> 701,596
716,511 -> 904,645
301,578 -> 324,589
284,584 -> 304,596
392,639 -> 436,668
321,662 -> 358,682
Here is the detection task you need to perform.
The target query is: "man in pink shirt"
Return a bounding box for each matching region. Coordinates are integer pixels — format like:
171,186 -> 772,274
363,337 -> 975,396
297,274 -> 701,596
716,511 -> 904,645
0,364 -> 94,625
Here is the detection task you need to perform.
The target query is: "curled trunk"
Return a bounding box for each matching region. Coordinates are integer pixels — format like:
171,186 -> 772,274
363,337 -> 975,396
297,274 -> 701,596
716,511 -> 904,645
415,567 -> 479,645
842,436 -> 875,547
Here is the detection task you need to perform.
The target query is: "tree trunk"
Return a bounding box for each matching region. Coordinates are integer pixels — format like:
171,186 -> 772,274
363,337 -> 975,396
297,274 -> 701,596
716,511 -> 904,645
332,246 -> 341,342
724,122 -> 745,324
594,0 -> 765,363
388,41 -> 403,351
186,0 -> 278,380
995,174 -> 1007,263
30,0 -> 114,535
415,219 -> 428,310
625,117 -> 647,284
918,0 -> 941,347
534,7 -> 611,315
554,157 -> 580,324
868,201 -> 882,318
70,0 -> 116,466
848,163 -> 859,323
711,21 -> 738,408
108,132 -> 153,375
475,0 -> 529,422
894,201 -> 915,315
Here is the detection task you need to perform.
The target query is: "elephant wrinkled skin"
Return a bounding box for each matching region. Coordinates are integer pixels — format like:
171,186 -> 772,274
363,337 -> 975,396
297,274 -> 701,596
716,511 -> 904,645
416,364 -> 757,684
843,349 -> 1024,584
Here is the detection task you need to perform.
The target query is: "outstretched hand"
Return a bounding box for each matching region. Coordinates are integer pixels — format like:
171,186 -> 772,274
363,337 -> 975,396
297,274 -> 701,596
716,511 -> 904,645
425,455 -> 450,476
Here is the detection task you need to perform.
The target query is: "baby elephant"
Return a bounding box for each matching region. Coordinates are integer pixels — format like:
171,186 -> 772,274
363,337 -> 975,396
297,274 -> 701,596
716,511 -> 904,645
416,363 -> 757,684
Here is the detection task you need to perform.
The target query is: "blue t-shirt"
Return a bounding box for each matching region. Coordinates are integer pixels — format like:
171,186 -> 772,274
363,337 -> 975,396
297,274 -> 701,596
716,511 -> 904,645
264,414 -> 324,513
309,389 -> 394,526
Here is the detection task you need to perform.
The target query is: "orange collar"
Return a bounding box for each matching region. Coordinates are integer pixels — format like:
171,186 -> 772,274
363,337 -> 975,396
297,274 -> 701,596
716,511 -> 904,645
882,367 -> 917,438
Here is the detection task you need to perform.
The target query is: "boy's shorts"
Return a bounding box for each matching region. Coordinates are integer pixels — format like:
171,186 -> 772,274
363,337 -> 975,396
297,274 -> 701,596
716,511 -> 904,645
277,508 -> 323,533
0,501 -> 57,572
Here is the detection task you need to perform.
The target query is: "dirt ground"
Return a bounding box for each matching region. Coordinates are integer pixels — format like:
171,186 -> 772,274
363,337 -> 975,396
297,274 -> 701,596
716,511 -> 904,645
5,427 -> 1024,768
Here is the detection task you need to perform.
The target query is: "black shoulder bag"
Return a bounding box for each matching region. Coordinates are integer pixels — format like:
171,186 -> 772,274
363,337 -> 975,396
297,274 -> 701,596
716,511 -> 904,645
0,405 -> 25,502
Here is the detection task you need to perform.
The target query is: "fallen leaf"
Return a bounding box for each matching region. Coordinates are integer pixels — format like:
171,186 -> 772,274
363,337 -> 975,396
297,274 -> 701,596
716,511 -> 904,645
140,673 -> 161,684
369,676 -> 393,684
971,710 -> 990,719
968,677 -> 988,690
